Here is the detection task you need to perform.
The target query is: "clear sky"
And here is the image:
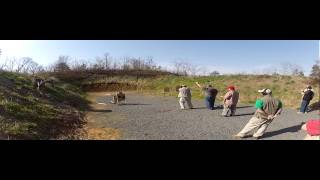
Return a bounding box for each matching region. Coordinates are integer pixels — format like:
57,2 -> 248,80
0,40 -> 318,75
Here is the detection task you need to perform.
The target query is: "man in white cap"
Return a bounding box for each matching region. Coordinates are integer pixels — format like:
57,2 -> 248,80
178,85 -> 193,110
233,88 -> 283,139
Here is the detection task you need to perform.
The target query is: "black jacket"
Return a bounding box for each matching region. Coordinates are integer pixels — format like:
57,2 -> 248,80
303,90 -> 314,101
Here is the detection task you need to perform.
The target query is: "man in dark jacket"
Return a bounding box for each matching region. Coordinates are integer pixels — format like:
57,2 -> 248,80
195,82 -> 218,110
298,85 -> 314,114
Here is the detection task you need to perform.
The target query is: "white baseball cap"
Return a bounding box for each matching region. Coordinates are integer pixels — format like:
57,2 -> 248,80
258,88 -> 272,94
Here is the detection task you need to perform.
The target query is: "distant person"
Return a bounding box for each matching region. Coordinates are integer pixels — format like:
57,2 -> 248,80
178,85 -> 193,110
298,85 -> 314,114
222,86 -> 239,117
110,91 -> 126,104
234,88 -> 283,139
301,119 -> 320,140
195,82 -> 218,110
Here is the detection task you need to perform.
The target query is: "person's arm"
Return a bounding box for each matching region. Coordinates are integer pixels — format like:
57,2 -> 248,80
177,90 -> 181,98
270,101 -> 283,120
256,108 -> 268,116
223,92 -> 232,102
255,99 -> 268,117
311,91 -> 314,100
195,82 -> 202,88
273,108 -> 282,117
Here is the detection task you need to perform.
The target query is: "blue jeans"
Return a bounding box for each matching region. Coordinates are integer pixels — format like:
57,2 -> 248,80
205,96 -> 215,110
300,100 -> 310,113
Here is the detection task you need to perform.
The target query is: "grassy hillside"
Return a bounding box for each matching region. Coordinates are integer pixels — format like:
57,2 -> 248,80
0,71 -> 89,139
142,75 -> 319,109
82,74 -> 319,110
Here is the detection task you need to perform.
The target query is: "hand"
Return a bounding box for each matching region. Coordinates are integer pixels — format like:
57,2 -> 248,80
267,115 -> 274,120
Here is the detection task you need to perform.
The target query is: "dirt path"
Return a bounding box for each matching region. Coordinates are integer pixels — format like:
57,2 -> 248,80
84,92 -> 319,140
83,92 -> 122,140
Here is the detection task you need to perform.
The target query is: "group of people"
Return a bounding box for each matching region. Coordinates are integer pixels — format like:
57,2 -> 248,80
177,83 -> 318,140
177,82 -> 241,117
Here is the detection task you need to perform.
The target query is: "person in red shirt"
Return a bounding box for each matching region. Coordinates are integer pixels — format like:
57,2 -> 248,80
301,119 -> 320,140
221,86 -> 239,117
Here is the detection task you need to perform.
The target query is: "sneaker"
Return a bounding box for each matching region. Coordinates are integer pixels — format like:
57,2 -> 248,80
232,134 -> 245,139
253,136 -> 262,140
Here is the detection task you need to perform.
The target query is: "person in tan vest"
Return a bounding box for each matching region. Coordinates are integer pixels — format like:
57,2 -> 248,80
233,88 -> 283,139
178,85 -> 193,109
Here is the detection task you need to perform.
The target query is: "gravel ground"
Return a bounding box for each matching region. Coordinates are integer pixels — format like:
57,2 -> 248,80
94,92 -> 319,140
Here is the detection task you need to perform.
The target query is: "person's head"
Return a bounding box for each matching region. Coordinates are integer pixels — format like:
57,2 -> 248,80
182,84 -> 187,88
228,86 -> 235,91
258,88 -> 272,96
208,85 -> 212,88
307,85 -> 312,90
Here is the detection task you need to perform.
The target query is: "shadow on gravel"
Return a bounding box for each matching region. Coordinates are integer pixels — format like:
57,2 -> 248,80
236,106 -> 253,109
309,101 -> 320,112
262,123 -> 303,138
119,103 -> 151,106
233,113 -> 254,117
89,109 -> 112,113
191,107 -> 208,110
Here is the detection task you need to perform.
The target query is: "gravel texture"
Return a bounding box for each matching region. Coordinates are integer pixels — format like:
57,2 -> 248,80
94,92 -> 319,140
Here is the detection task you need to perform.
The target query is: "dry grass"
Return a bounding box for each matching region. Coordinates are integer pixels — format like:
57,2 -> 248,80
86,127 -> 121,140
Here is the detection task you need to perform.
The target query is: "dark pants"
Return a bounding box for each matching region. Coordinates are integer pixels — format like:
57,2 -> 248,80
205,96 -> 215,110
300,100 -> 310,113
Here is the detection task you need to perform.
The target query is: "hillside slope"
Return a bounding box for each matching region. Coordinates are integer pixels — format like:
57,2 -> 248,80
0,71 -> 89,139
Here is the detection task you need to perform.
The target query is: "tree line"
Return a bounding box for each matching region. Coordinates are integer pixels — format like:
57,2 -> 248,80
0,49 -> 319,80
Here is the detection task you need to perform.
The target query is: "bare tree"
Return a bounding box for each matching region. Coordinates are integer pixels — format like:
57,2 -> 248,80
261,66 -> 279,75
0,55 -> 7,71
210,70 -> 220,76
280,62 -> 304,75
91,57 -> 106,71
173,61 -> 184,76
103,53 -> 111,70
5,57 -> 17,72
53,56 -> 71,72
112,61 -> 119,70
121,57 -> 133,70
15,57 -> 32,73
310,59 -> 320,84
70,58 -> 89,71
173,61 -> 194,76
197,66 -> 209,76
27,60 -> 44,75
188,64 -> 199,76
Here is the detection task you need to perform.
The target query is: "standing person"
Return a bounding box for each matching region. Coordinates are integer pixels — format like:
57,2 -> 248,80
298,85 -> 314,114
110,91 -> 126,104
178,85 -> 193,110
195,82 -> 218,110
233,88 -> 283,139
222,86 -> 239,117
